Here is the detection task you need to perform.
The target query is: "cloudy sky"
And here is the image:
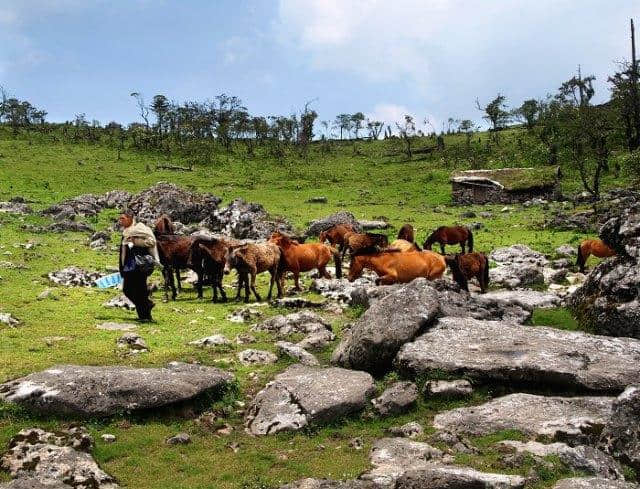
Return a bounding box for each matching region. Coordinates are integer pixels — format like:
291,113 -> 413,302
1,0 -> 638,133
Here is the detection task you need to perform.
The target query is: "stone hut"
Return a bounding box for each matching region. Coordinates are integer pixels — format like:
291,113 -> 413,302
451,167 -> 560,205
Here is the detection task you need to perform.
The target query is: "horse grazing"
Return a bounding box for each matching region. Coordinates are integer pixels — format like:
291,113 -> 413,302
577,239 -> 615,273
224,242 -> 283,303
423,225 -> 473,254
156,234 -> 196,301
189,236 -> 241,302
397,224 -> 415,243
270,231 -> 342,290
348,250 -> 446,285
445,252 -> 490,293
388,239 -> 421,252
343,231 -> 389,257
318,224 -> 355,253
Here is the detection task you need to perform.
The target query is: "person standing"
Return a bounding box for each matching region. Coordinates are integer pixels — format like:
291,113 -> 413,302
118,213 -> 159,321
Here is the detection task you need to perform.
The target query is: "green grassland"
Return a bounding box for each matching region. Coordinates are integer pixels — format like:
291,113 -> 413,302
0,128 -> 633,488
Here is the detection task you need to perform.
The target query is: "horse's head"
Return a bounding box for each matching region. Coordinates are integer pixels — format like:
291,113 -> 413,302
270,231 -> 291,247
422,237 -> 434,250
117,213 -> 134,230
224,246 -> 241,275
318,230 -> 327,243
348,254 -> 366,282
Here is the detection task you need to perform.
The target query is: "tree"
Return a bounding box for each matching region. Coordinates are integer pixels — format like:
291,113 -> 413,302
350,112 -> 365,139
366,119 -> 384,140
151,94 -> 170,135
476,93 -> 511,131
514,99 -> 541,129
335,114 -> 352,139
396,115 -> 416,159
298,101 -> 318,155
130,92 -> 150,128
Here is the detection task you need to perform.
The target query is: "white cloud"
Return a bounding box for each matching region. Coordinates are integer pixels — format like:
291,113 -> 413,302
366,103 -> 440,136
218,36 -> 253,65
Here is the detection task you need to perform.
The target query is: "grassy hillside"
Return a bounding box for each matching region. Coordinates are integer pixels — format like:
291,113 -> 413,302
0,128 -> 634,488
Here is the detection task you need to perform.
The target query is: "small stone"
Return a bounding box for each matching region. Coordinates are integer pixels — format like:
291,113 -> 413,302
37,288 -> 57,300
101,434 -> 116,443
388,421 -> 424,439
237,349 -> 278,365
116,332 -> 149,353
189,334 -> 231,347
0,312 -> 20,327
96,322 -> 138,331
349,437 -> 364,450
423,379 -> 473,399
276,341 -> 319,366
372,381 -> 418,416
166,433 -> 191,445
235,333 -> 256,344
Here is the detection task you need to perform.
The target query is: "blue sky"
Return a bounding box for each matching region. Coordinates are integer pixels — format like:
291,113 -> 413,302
1,0 -> 638,134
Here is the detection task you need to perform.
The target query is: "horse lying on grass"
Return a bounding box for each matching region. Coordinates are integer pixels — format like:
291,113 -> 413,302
576,239 -> 615,273
445,252 -> 490,293
270,231 -> 342,291
347,249 -> 447,285
423,225 -> 473,254
224,242 -> 283,303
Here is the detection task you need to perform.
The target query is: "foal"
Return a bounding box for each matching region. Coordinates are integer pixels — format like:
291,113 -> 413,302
445,252 -> 490,293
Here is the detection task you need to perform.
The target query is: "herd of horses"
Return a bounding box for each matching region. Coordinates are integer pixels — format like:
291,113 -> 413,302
151,215 -> 615,303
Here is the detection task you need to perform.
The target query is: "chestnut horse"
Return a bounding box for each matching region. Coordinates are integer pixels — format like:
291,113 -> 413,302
348,250 -> 446,284
270,231 -> 342,290
397,224 -> 415,243
577,239 -> 615,273
445,252 -> 490,293
318,224 -> 355,254
423,225 -> 473,254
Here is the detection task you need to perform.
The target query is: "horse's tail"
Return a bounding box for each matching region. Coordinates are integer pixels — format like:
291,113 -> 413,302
483,253 -> 490,288
467,228 -> 474,253
330,245 -> 342,279
445,255 -> 469,292
576,242 -> 586,271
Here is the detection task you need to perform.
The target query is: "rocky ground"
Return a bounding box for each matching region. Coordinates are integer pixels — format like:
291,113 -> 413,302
0,184 -> 638,489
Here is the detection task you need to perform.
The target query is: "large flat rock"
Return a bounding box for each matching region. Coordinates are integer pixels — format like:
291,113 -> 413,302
332,278 -> 440,374
245,365 -> 375,435
395,466 -> 526,489
395,317 -> 640,393
433,393 -> 614,445
552,478 -> 638,489
0,363 -> 233,417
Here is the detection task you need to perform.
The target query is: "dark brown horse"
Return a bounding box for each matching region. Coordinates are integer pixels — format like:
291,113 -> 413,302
154,215 -> 185,292
318,224 -> 355,254
188,236 -> 241,302
397,224 -> 415,243
423,226 -> 473,254
342,231 -> 389,257
445,252 -> 489,293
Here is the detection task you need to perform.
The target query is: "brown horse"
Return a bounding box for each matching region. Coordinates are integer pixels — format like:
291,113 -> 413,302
445,252 -> 490,293
270,231 -> 342,290
348,250 -> 446,284
342,231 -> 389,257
577,239 -> 615,273
156,234 -> 197,301
154,214 -> 176,236
397,224 -> 415,243
224,242 -> 283,302
318,224 -> 355,254
388,239 -> 421,252
423,225 -> 473,254
189,236 -> 241,302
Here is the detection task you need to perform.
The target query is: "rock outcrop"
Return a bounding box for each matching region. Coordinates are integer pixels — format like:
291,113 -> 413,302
332,279 -> 440,374
245,365 -> 375,435
202,198 -> 293,239
569,203 -> 640,338
395,317 -> 640,393
0,363 -> 233,417
599,385 -> 640,470
433,393 -> 614,445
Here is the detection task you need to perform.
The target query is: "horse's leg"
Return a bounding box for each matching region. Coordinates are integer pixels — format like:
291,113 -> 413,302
250,269 -> 261,303
162,266 -> 171,302
376,273 -> 398,285
168,266 -> 177,300
293,270 -> 302,291
217,268 -> 227,303
440,242 -> 446,255
243,272 -> 250,303
175,268 -> 182,292
319,265 -> 331,279
460,241 -> 466,254
267,268 -> 276,301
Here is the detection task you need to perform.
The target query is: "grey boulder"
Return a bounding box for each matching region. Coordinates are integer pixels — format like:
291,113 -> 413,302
245,365 -> 375,435
552,478 -> 639,489
371,382 -> 418,416
433,393 -> 614,445
423,380 -> 473,399
306,211 -> 362,237
395,317 -> 640,393
0,363 -> 233,416
332,278 -> 440,374
599,385 -> 640,470
276,341 -> 320,366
